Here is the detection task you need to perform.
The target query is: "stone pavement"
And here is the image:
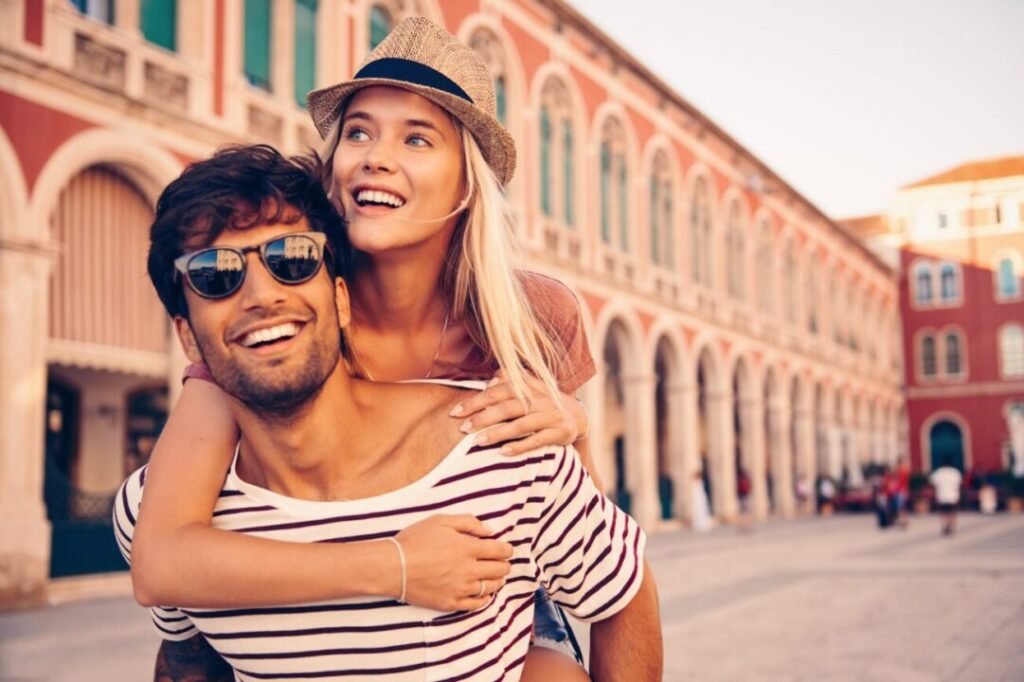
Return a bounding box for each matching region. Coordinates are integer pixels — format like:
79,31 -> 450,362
1,513 -> 1022,681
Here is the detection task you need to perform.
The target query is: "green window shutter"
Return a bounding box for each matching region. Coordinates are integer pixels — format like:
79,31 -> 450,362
244,0 -> 272,90
649,180 -> 660,264
618,156 -> 628,250
294,0 -> 317,106
562,120 -> 573,227
141,0 -> 177,51
539,106 -> 552,217
495,77 -> 507,126
600,143 -> 611,243
370,5 -> 392,50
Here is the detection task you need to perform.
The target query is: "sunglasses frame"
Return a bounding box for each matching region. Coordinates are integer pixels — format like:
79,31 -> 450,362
174,231 -> 330,300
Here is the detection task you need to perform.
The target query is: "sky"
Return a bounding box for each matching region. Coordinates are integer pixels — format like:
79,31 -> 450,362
569,0 -> 1024,219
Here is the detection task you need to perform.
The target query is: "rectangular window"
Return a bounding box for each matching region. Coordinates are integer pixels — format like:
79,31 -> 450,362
244,0 -> 272,91
71,0 -> 114,23
539,107 -> 552,217
618,158 -> 628,251
294,0 -> 317,106
141,0 -> 177,52
937,212 -> 948,229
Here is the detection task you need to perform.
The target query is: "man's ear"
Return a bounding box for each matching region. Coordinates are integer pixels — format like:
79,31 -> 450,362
334,277 -> 351,330
173,316 -> 204,364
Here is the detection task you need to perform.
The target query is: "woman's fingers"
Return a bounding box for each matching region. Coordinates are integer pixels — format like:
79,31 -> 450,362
463,398 -> 533,432
473,560 -> 511,581
497,430 -> 564,456
450,380 -> 514,419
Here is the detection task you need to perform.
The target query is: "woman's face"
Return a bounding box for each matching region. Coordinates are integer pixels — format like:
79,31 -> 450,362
334,86 -> 466,258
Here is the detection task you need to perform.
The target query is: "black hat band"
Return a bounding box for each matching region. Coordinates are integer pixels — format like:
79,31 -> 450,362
354,58 -> 474,104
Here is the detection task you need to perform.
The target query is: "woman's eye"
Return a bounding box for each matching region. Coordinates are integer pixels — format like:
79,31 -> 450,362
344,128 -> 369,142
407,135 -> 430,147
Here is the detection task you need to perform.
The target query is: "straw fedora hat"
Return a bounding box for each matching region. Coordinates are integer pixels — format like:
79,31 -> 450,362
307,16 -> 516,185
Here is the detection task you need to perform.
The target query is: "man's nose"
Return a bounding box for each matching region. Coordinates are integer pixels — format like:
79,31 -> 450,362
238,253 -> 287,310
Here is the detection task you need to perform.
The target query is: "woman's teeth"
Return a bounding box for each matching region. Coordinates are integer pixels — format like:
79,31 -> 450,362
355,189 -> 405,207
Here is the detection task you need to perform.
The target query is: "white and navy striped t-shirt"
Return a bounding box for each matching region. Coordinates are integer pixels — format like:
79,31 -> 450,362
113,397 -> 646,681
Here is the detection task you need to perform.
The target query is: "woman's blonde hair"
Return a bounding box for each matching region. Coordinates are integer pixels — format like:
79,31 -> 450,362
319,117 -> 564,405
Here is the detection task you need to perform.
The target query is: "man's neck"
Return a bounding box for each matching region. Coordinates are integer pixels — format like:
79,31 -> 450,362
232,363 -> 358,500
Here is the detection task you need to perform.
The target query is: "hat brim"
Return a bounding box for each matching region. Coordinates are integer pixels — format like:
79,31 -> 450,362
308,79 -> 516,186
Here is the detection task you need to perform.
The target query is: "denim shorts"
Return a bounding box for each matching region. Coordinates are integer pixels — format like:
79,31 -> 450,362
532,587 -> 569,643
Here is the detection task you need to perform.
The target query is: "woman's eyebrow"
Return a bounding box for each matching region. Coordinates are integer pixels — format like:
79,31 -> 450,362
406,119 -> 447,139
342,110 -> 372,123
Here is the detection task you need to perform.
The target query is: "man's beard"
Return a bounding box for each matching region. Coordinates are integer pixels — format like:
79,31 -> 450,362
192,323 -> 341,423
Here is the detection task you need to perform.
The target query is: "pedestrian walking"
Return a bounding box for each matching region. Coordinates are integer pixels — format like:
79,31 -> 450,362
929,465 -> 963,536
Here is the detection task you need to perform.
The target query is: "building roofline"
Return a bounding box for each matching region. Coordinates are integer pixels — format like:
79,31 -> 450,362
545,0 -> 892,276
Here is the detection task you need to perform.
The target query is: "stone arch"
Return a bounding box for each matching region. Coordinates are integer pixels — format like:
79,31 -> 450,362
28,128 -> 183,244
921,411 -> 973,472
0,124 -> 29,241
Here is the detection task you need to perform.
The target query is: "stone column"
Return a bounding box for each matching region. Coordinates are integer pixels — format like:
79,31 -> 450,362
794,402 -> 816,515
739,396 -> 768,520
707,389 -> 738,522
0,245 -> 54,607
677,379 -> 700,526
624,373 -> 659,532
661,380 -> 689,525
768,400 -> 795,517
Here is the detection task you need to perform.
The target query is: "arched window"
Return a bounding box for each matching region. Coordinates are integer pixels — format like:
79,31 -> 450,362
920,334 -> 937,378
945,332 -> 962,376
995,255 -> 1021,299
649,152 -> 674,267
914,263 -> 933,304
807,261 -> 818,333
599,117 -> 628,250
369,4 -> 392,50
783,238 -> 797,324
537,77 -> 575,228
540,105 -> 552,216
756,218 -> 774,313
725,200 -> 744,299
939,262 -> 959,301
848,288 -> 859,351
690,176 -> 712,286
468,29 -> 510,128
1000,325 -> 1024,378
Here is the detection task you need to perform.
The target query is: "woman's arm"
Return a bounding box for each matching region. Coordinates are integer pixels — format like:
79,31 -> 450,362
131,379 -> 511,611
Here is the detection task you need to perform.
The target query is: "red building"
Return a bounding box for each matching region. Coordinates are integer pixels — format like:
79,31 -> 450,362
849,156 -> 1024,477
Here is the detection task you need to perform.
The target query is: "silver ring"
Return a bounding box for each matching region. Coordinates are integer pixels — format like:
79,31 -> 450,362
475,580 -> 486,598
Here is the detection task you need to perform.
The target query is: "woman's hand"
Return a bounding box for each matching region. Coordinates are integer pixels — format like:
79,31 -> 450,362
449,370 -> 587,456
394,514 -> 513,611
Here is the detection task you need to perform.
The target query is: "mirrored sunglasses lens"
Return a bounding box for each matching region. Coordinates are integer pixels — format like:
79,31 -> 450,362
264,235 -> 322,283
187,249 -> 244,297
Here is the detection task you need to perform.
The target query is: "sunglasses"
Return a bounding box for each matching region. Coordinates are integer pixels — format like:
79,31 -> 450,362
174,232 -> 330,299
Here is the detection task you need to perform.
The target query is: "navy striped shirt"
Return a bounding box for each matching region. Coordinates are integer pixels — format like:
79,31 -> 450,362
114,424 -> 645,680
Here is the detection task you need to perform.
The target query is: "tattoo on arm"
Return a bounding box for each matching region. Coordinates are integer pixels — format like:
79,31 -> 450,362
154,636 -> 233,682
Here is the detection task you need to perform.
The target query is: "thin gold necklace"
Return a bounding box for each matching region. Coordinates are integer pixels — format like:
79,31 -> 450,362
351,310 -> 450,382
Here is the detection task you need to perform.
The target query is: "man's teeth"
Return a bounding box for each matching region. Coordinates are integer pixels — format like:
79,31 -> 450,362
241,323 -> 300,348
356,189 -> 405,207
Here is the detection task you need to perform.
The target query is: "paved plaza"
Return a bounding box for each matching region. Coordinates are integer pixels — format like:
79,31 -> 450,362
2,513 -> 1022,681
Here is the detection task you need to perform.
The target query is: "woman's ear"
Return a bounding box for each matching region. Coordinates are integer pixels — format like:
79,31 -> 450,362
334,277 -> 351,329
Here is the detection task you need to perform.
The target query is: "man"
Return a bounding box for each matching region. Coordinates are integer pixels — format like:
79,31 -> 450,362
929,464 -> 963,536
113,146 -> 662,681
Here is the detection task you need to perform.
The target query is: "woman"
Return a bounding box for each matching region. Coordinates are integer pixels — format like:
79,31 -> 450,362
132,17 -> 599,678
